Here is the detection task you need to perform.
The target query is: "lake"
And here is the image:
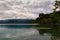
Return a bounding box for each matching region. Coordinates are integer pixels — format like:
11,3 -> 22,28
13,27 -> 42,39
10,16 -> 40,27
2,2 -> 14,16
0,25 -> 59,40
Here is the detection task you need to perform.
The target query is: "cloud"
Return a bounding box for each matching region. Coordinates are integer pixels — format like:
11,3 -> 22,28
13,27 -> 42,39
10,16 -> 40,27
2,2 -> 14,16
0,0 -> 55,19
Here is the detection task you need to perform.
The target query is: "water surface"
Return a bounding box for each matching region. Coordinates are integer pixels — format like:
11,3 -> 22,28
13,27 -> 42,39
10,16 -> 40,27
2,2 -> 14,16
0,25 -> 55,40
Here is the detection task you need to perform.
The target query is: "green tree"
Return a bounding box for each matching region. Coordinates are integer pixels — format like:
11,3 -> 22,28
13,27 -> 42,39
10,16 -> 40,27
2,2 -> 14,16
53,0 -> 60,13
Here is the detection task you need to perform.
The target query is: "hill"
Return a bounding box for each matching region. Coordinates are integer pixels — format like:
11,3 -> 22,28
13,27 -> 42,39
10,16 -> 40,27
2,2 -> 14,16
33,11 -> 60,24
0,19 -> 33,24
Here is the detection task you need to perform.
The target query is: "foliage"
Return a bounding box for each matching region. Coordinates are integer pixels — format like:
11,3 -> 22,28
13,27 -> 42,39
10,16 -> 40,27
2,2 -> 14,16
33,11 -> 60,24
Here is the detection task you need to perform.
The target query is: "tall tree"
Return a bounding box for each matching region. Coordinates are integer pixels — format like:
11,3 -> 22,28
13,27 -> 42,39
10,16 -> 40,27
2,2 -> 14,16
53,0 -> 60,12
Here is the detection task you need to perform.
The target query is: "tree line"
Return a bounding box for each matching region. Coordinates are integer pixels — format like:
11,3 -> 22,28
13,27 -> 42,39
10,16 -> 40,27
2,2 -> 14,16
33,11 -> 60,25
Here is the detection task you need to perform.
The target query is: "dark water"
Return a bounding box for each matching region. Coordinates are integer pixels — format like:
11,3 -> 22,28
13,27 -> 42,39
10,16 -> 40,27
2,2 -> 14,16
0,25 -> 33,29
0,25 -> 59,40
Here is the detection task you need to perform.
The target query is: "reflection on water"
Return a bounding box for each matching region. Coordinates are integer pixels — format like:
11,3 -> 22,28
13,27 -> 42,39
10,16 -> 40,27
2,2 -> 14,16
0,25 -> 59,40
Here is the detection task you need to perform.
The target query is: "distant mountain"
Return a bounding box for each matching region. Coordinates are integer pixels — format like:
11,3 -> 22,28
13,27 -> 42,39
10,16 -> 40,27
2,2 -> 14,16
0,19 -> 34,24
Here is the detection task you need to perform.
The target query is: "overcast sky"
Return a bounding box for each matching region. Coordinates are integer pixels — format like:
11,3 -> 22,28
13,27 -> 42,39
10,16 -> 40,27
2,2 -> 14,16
0,0 -> 55,20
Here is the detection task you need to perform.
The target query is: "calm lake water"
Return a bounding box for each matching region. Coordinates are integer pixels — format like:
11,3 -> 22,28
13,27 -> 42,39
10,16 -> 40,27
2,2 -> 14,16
0,25 -> 59,40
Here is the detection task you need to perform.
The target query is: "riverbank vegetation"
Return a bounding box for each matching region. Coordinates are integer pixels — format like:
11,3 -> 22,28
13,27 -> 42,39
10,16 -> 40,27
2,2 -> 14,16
32,11 -> 60,36
33,11 -> 60,24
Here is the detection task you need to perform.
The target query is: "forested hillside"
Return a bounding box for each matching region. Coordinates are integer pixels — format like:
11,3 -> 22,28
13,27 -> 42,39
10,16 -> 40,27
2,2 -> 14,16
33,11 -> 60,24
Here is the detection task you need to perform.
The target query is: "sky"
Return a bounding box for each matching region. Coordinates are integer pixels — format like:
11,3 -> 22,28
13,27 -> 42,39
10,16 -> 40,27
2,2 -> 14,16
0,0 -> 55,20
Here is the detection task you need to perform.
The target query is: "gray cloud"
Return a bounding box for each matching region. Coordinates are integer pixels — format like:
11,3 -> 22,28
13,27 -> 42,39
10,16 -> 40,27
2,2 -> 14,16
0,0 -> 55,19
